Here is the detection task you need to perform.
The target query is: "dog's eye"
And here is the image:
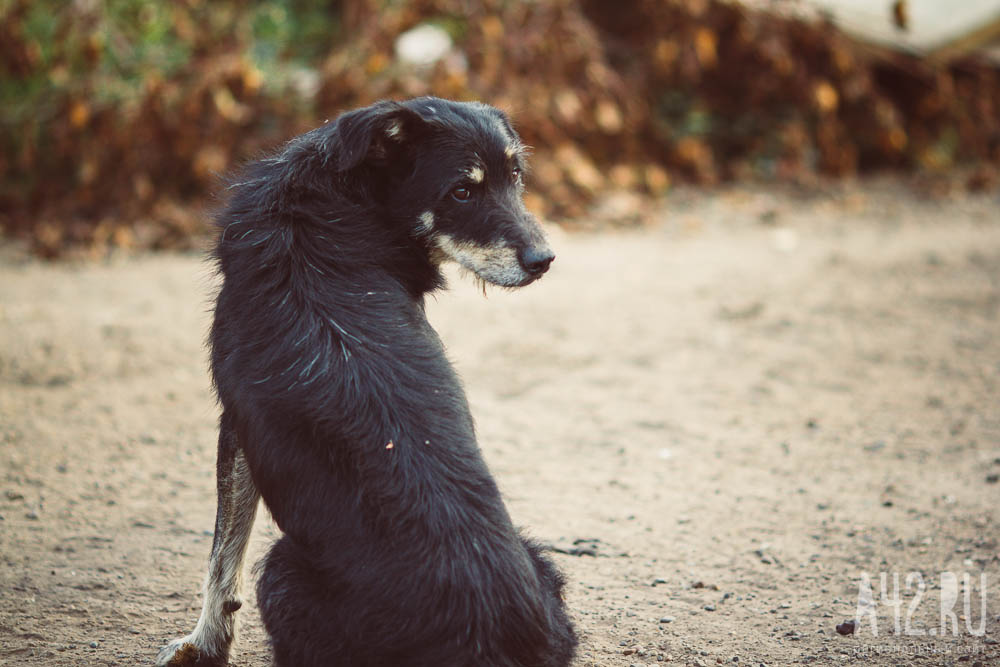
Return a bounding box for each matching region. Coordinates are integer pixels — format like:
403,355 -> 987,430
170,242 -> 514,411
512,167 -> 523,183
451,186 -> 472,202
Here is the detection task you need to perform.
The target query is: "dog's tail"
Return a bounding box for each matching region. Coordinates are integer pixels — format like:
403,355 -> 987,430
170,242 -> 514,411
517,537 -> 579,667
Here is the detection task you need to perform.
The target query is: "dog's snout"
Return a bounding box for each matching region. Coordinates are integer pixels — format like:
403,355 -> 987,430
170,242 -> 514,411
519,246 -> 555,276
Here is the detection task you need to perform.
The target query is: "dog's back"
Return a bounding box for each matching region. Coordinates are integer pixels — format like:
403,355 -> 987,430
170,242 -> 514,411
210,98 -> 576,666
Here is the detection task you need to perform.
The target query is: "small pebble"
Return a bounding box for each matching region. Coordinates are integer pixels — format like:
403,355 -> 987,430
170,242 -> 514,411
704,604 -> 716,611
835,619 -> 856,635
89,641 -> 98,648
659,616 -> 675,623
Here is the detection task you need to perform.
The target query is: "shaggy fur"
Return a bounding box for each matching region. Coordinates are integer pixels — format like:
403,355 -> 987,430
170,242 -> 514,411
157,97 -> 576,667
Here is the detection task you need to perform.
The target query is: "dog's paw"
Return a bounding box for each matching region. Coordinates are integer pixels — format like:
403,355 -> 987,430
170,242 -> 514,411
156,637 -> 227,667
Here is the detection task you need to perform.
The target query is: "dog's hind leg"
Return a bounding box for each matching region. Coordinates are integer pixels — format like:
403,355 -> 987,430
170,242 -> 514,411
157,413 -> 260,666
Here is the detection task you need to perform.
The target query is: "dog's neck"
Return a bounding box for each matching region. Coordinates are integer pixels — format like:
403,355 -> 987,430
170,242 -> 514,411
305,208 -> 447,301
386,242 -> 446,300
372,214 -> 447,299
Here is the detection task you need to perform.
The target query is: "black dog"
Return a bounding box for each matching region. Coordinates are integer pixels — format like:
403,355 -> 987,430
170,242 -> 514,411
157,97 -> 576,667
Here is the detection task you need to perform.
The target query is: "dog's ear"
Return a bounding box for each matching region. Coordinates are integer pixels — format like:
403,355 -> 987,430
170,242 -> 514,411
332,102 -> 428,173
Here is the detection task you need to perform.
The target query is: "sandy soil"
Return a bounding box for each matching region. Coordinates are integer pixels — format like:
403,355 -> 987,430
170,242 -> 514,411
1,184 -> 998,666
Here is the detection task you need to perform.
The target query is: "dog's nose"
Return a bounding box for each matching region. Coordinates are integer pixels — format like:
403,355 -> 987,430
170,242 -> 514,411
519,247 -> 555,276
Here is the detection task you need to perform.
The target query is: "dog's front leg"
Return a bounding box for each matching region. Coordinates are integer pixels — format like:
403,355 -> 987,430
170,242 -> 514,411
157,415 -> 260,666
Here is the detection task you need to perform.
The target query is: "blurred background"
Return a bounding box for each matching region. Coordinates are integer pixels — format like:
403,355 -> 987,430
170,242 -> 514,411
2,0 -> 999,256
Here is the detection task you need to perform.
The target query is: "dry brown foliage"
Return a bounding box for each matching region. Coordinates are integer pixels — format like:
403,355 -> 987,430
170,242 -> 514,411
2,0 -> 998,255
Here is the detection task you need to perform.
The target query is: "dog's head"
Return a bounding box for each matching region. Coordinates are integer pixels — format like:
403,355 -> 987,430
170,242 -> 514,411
331,97 -> 554,288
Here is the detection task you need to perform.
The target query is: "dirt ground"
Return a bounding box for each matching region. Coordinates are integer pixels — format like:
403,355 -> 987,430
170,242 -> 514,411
1,184 -> 998,666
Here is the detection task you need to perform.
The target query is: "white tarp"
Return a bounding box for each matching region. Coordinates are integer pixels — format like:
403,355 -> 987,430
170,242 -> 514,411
754,0 -> 1000,57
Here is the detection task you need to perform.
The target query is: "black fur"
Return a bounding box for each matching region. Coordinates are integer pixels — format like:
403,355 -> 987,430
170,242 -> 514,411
209,98 -> 575,666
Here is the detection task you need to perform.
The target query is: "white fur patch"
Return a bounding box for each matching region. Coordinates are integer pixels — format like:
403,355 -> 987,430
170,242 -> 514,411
466,166 -> 484,183
504,144 -> 519,159
386,120 -> 403,139
417,211 -> 434,234
156,453 -> 260,666
433,234 -> 528,287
